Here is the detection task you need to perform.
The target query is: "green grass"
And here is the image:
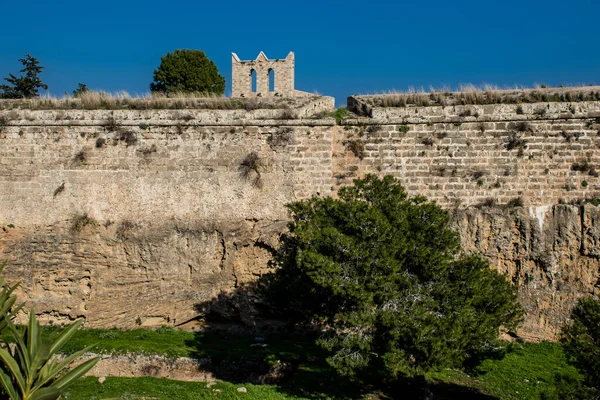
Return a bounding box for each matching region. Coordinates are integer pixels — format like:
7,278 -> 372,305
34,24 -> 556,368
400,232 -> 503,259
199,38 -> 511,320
39,326 -> 320,365
429,342 -> 582,399
64,377 -> 305,400
30,326 -> 583,399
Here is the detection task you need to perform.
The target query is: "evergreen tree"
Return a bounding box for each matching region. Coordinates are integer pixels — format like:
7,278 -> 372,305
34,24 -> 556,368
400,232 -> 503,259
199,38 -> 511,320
72,83 -> 89,98
150,49 -> 225,95
559,296 -> 600,399
268,175 -> 523,380
0,53 -> 48,99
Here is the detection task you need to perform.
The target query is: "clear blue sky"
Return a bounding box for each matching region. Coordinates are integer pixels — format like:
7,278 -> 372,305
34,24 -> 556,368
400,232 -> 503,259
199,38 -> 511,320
1,0 -> 598,106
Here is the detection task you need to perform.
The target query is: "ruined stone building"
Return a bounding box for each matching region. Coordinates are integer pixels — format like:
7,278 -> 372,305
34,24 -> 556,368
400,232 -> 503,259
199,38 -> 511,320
231,51 -> 310,98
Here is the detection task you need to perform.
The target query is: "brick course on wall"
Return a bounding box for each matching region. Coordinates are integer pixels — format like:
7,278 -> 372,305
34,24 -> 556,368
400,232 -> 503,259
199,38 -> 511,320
336,100 -> 600,207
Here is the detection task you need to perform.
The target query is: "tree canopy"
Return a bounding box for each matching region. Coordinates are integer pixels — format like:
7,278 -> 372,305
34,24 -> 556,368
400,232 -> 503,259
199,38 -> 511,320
267,175 -> 523,379
150,49 -> 225,95
559,296 -> 600,398
0,53 -> 48,99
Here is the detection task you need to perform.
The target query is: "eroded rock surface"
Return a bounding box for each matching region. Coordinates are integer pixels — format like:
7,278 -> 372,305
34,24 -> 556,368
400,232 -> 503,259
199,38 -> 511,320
1,205 -> 599,341
0,219 -> 284,329
454,205 -> 600,340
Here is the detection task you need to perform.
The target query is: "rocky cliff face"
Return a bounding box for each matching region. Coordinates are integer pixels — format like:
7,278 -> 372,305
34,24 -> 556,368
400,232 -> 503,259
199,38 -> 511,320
454,204 -> 600,341
1,204 -> 598,341
0,218 -> 285,329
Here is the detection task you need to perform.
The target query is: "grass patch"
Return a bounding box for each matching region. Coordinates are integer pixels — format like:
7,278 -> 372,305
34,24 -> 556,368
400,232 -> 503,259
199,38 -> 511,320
473,341 -> 581,399
64,377 -> 301,400
33,327 -> 584,400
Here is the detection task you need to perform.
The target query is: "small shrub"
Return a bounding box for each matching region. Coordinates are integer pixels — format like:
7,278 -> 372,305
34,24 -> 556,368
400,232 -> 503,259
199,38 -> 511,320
516,105 -> 524,114
268,127 -> 294,150
477,179 -> 484,186
505,132 -> 527,154
139,123 -> 149,130
335,108 -> 348,125
458,109 -> 472,117
398,125 -> 410,133
239,152 -> 263,188
571,159 -> 592,173
507,197 -> 524,207
95,138 -> 106,148
116,220 -> 137,240
471,170 -> 485,180
514,121 -> 533,132
118,131 -> 137,146
582,180 -> 589,188
564,182 -> 577,191
562,131 -> 582,142
281,108 -> 298,120
478,198 -> 496,208
53,182 -> 65,197
421,137 -> 435,146
477,122 -> 486,133
72,150 -> 87,165
70,213 -> 98,233
345,139 -> 365,159
139,144 -> 157,156
104,116 -> 119,132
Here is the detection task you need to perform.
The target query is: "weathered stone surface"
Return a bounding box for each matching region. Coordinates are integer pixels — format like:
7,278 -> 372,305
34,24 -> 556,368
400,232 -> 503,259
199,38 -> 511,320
1,94 -> 600,341
0,219 -> 285,329
454,205 -> 600,341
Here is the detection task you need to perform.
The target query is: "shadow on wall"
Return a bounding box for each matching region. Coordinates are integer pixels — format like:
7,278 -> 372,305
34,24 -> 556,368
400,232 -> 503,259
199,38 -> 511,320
184,270 -> 497,399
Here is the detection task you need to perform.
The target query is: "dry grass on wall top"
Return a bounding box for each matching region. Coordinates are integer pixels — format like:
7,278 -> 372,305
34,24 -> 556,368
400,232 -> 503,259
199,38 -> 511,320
0,91 -> 321,111
358,85 -> 600,108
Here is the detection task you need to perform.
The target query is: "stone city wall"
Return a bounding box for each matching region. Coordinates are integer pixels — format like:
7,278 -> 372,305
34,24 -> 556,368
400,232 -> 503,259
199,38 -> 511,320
0,93 -> 599,340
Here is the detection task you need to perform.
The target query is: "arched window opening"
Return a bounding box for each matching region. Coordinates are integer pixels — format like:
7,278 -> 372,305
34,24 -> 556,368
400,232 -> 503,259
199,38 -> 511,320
268,69 -> 275,93
250,69 -> 257,93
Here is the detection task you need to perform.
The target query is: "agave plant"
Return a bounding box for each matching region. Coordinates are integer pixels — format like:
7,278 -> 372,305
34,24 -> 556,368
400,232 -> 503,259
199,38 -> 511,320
0,263 -> 24,333
0,311 -> 99,400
